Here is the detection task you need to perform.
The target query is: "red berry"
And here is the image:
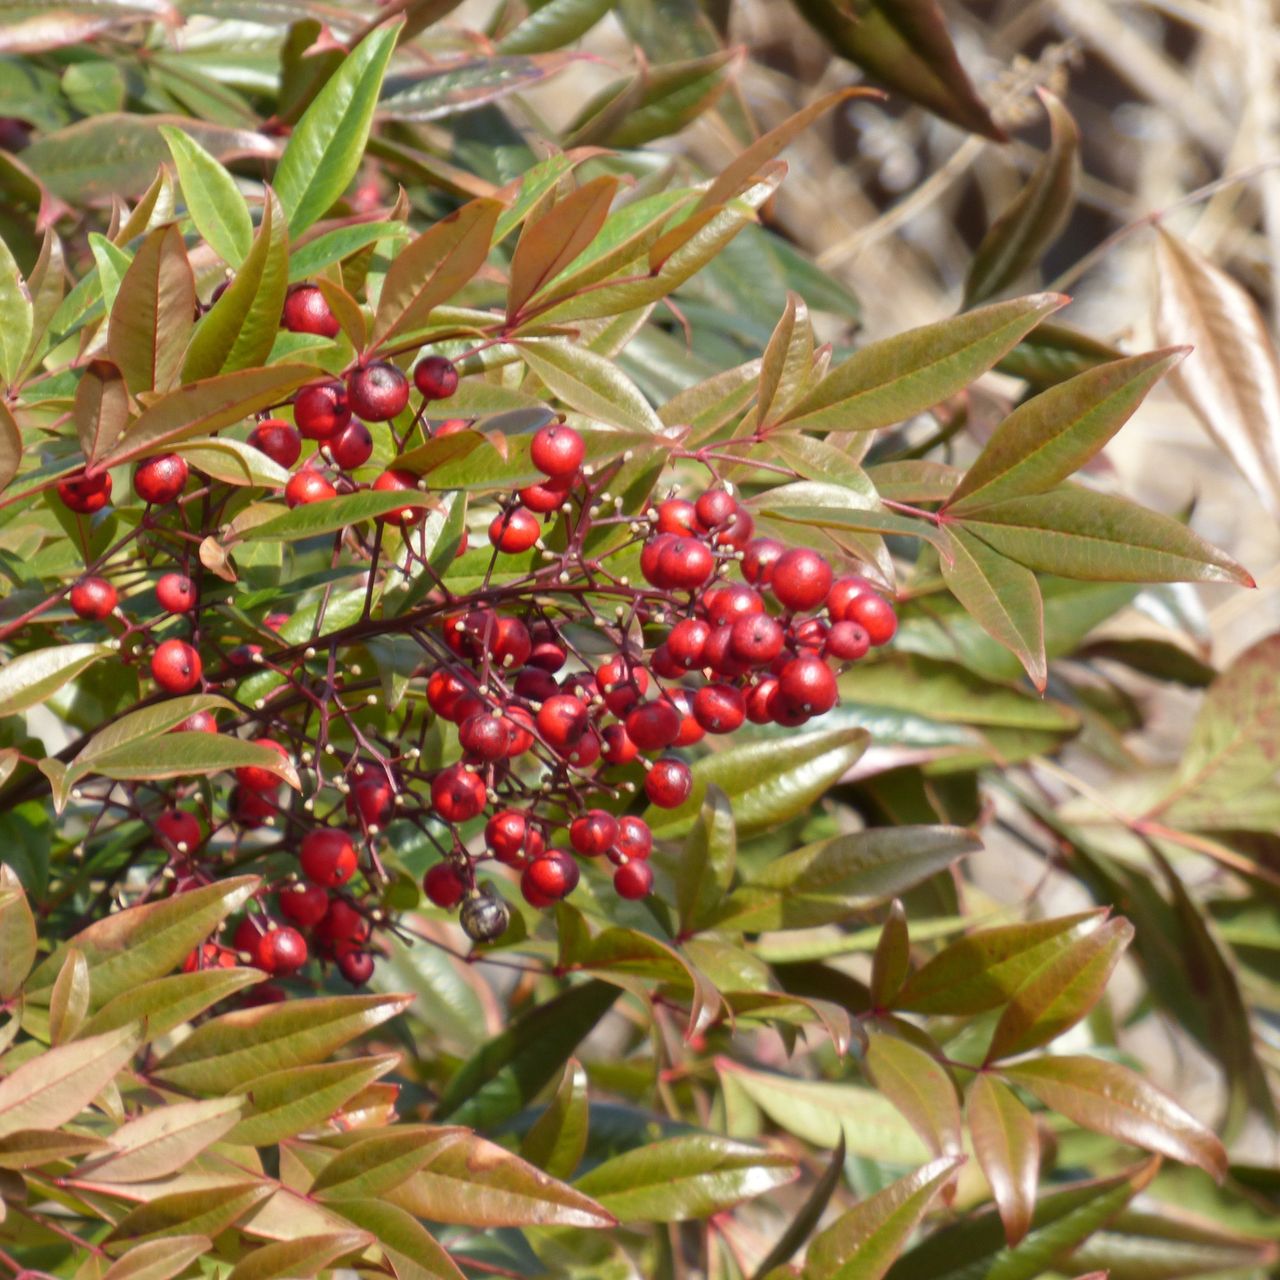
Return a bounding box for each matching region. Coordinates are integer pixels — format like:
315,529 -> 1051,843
489,507 -> 540,553
528,628 -> 567,671
570,809 -> 617,857
486,810 -> 541,866
347,775 -> 395,828
668,688 -> 706,746
566,727 -> 601,768
714,507 -> 754,550
536,693 -> 588,751
134,454 -> 188,506
625,700 -> 682,752
613,815 -> 653,861
228,643 -> 263,669
280,884 -> 328,927
156,809 -> 203,851
702,625 -> 751,679
771,548 -> 833,612
491,616 -> 531,669
236,738 -> 290,791
156,573 -> 197,614
282,284 -> 340,337
338,951 -> 375,984
414,356 -> 459,400
742,538 -> 785,585
530,424 -> 584,478
695,488 -> 737,530
427,668 -> 474,721
57,471 -> 112,514
613,860 -> 654,900
151,638 -> 202,693
519,473 -> 574,514
746,677 -> 780,724
183,942 -> 238,972
827,575 -> 876,621
703,583 -> 763,627
602,723 -> 638,766
597,655 -> 649,715
844,593 -> 898,646
233,917 -> 265,965
767,686 -> 812,727
231,785 -> 276,826
70,576 -> 117,621
248,419 -> 302,469
258,926 -> 308,975
424,861 -> 466,908
521,850 -> 579,907
667,618 -> 711,669
294,381 -> 351,440
792,617 -> 830,650
181,710 -> 218,733
328,420 -> 373,471
285,468 -> 336,508
657,537 -> 715,592
645,757 -> 692,808
372,469 -> 425,526
650,643 -> 682,679
656,499 -> 698,535
515,668 -> 558,702
460,711 -> 509,762
729,614 -> 784,665
692,683 -> 746,734
300,828 -> 358,888
319,899 -> 370,951
777,655 -> 838,714
348,361 -> 410,422
825,620 -> 871,661
431,764 -> 486,823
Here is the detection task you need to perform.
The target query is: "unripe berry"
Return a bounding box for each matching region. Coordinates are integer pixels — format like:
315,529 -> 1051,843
156,573 -> 197,614
347,361 -> 410,422
57,471 -> 112,514
613,815 -> 653,862
338,951 -> 375,984
460,892 -> 509,942
624,700 -> 681,752
519,474 -> 574,513
282,284 -> 340,337
151,638 -> 202,693
248,419 -> 302,469
236,738 -> 290,791
844,592 -> 898,646
489,507 -> 540,553
258,925 -> 308,975
424,861 -> 466,908
521,849 -> 579,907
329,420 -> 374,471
771,548 -> 833,612
70,576 -> 117,621
133,454 -> 188,505
300,828 -> 358,888
536,693 -> 588,751
285,468 -> 336,508
414,356 -> 458,401
279,883 -> 328,927
294,381 -> 351,440
570,809 -> 617,857
431,763 -> 486,823
613,860 -> 654,899
530,424 -> 584,478
777,654 -> 838,714
692,683 -> 746,734
825,620 -> 871,661
741,537 -> 785,586
645,757 -> 692,808
372,468 -> 425,526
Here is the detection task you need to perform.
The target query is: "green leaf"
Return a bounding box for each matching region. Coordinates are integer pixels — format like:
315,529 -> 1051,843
965,90 -> 1080,306
996,321 -> 1123,389
333,1200 -> 463,1280
0,400 -> 20,494
804,1157 -> 962,1280
792,0 -> 1003,139
945,349 -> 1185,513
865,1033 -> 961,1159
172,436 -> 291,488
275,22 -> 402,236
160,125 -> 253,268
870,901 -> 910,1009
777,293 -> 1064,434
518,337 -> 662,432
370,197 -> 503,348
435,980 -> 618,1129
1002,1056 -> 1226,1178
80,968 -> 264,1041
48,947 -> 89,1045
957,487 -> 1254,586
182,188 -> 290,380
497,0 -> 613,53
101,1235 -> 213,1280
894,912 -> 1107,1015
751,1134 -> 847,1280
966,1073 -> 1039,1246
520,1058 -> 589,1180
0,643 -> 112,719
0,1025 -> 140,1139
378,53 -> 582,121
89,232 -> 132,315
67,694 -> 235,769
753,292 -> 815,428
311,1128 -> 462,1201
228,1054 -> 400,1146
288,220 -> 407,282
80,1097 -> 243,1184
984,917 -> 1133,1063
670,783 -> 736,937
643,726 -> 869,838
574,1135 -> 796,1222
107,223 -> 195,396
228,1232 -> 374,1280
152,994 -> 411,1093
240,488 -> 435,542
0,231 -> 32,391
105,1182 -> 272,1249
0,873 -> 36,1000
97,364 -> 318,469
940,528 -> 1046,690
74,358 -> 130,464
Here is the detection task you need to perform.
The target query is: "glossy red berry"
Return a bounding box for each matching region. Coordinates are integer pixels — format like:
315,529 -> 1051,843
282,284 -> 340,338
236,738 -> 289,791
183,942 -> 238,972
614,815 -> 653,862
279,884 -> 328,927
778,655 -> 838,715
570,809 -> 617,857
668,688 -> 706,746
659,537 -> 715,592
771,548 -> 833,612
656,498 -> 699,535
844,592 -> 898,646
692,683 -> 746,734
536,693 -> 589,751
248,419 -> 302,469
231,785 -> 276,826
489,507 -> 540,553
746,677 -> 780,724
460,711 -> 509,762
431,764 -> 486,823
645,757 -> 692,808
625,700 -> 682,752
668,618 -> 712,669
714,507 -> 754,550
703,583 -> 763,627
151,638 -> 202,693
613,860 -> 654,899
827,575 -> 876,621
601,723 -> 638,766
133,454 -> 188,505
521,850 -> 579,907
285,468 -> 336,508
491,616 -> 531,669
233,917 -> 265,965
57,471 -> 112,514
294,381 -> 351,440
347,361 -> 410,422
258,926 -> 308,975
695,488 -> 737,530
792,617 -> 829,650
70,576 -> 117,621
825,620 -> 871,661
156,809 -> 202,851
597,656 -> 649,715
515,668 -> 558,703
427,668 -> 474,721
156,573 -> 197,614
328,420 -> 374,470
650,643 -> 683,679
729,614 -> 784,665
300,828 -> 358,888
319,899 -> 370,951
520,474 -> 574,514
741,537 -> 785,585
347,775 -> 395,828
702,625 -> 751,679
338,951 -> 375,984
530,424 -> 584,478
424,861 -> 466,908
373,469 -> 425,526
181,710 -> 218,733
414,356 -> 459,400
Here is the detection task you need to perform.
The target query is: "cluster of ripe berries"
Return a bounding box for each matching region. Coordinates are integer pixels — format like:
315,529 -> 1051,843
56,283 -> 898,988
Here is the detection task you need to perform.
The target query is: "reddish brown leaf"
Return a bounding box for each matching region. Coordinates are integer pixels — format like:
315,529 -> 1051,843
966,1072 -> 1039,1244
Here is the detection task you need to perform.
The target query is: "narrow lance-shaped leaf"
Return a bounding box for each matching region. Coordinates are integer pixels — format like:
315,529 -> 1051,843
520,1058 -> 589,1181
0,871 -> 36,999
78,1097 -> 243,1184
965,90 -> 1080,306
966,1073 -> 1040,1246
0,400 -> 20,494
498,0 -> 613,54
160,125 -> 253,268
332,1201 -> 463,1280
48,947 -> 90,1045
870,901 -> 910,1009
518,337 -> 662,432
0,232 -> 32,390
101,1235 -> 212,1280
226,1232 -> 373,1280
754,292 -> 815,428
671,783 -> 736,937
74,359 -> 130,465
864,1033 -> 962,1159
752,1134 -> 847,1279
0,643 -> 112,719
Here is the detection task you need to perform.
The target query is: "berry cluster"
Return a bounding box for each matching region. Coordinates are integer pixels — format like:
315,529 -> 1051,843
49,282 -> 897,993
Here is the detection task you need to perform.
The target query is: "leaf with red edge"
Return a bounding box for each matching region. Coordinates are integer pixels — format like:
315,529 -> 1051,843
1002,1055 -> 1226,1179
865,1033 -> 962,1159
74,359 -> 130,465
870,901 -> 910,1009
0,400 -> 20,494
966,1073 -> 1039,1245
